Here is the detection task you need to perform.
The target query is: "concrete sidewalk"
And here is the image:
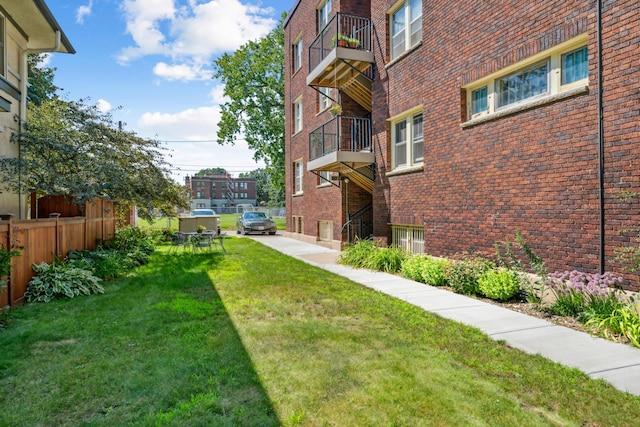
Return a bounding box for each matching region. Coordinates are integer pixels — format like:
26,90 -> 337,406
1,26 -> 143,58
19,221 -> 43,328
248,234 -> 640,396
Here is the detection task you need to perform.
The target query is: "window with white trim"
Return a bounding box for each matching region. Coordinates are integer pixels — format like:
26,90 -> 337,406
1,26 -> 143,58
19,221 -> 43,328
318,87 -> 332,112
391,225 -> 424,254
389,0 -> 422,61
317,170 -> 333,187
391,110 -> 423,171
294,159 -> 303,194
292,37 -> 302,72
293,97 -> 303,133
464,35 -> 588,121
318,0 -> 332,31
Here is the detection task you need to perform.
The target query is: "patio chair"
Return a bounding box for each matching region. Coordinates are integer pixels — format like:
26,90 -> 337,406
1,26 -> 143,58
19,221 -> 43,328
169,232 -> 189,252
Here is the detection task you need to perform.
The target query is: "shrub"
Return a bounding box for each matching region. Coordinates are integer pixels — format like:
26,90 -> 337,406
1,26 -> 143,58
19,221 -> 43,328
363,245 -> 406,273
587,304 -> 640,348
445,257 -> 494,296
546,270 -> 625,322
401,256 -> 427,283
478,268 -> 521,301
419,257 -> 451,286
338,239 -> 377,269
25,262 -> 103,303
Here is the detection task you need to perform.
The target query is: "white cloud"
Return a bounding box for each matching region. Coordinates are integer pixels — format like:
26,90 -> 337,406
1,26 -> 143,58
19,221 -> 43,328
76,1 -> 93,24
153,62 -> 212,81
209,85 -> 228,105
117,0 -> 276,80
135,105 -> 263,182
96,99 -> 112,112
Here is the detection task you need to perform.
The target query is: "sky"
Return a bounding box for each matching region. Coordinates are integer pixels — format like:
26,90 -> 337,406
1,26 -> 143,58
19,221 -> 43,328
45,0 -> 291,184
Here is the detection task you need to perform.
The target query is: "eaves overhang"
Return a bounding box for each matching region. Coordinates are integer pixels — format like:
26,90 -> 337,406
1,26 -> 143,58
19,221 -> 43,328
0,0 -> 75,54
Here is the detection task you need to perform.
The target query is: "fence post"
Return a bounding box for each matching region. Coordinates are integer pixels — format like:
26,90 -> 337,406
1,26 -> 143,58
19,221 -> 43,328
1,214 -> 14,306
49,213 -> 61,257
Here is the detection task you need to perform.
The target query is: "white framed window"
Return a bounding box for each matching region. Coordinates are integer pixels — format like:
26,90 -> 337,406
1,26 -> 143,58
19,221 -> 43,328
293,36 -> 302,72
391,225 -> 424,254
390,107 -> 424,171
294,159 -> 303,194
317,170 -> 333,187
389,0 -> 422,61
293,97 -> 303,133
318,0 -> 332,31
464,34 -> 588,121
318,87 -> 332,112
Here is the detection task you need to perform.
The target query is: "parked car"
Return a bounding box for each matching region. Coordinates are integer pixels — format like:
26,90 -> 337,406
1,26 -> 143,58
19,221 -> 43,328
236,211 -> 277,235
190,209 -> 216,216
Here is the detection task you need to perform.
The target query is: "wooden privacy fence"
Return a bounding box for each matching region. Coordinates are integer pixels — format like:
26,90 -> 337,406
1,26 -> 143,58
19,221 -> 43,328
0,199 -> 115,308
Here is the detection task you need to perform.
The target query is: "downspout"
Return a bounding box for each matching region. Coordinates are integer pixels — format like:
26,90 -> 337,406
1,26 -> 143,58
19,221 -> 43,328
596,1 -> 605,273
19,31 -> 61,219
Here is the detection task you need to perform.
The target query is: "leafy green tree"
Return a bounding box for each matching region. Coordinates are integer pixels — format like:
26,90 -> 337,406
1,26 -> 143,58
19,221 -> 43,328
239,168 -> 285,207
213,14 -> 285,191
26,54 -> 59,105
0,97 -> 188,220
196,168 -> 227,176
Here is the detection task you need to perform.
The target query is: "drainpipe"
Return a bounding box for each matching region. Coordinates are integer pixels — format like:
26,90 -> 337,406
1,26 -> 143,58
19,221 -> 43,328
597,0 -> 605,274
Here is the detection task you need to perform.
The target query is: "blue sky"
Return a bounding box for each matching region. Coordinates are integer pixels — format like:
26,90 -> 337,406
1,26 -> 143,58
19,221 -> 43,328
45,0 -> 291,183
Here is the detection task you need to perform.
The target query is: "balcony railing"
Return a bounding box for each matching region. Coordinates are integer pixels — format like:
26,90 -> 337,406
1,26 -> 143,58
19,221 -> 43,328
309,116 -> 371,161
308,13 -> 372,74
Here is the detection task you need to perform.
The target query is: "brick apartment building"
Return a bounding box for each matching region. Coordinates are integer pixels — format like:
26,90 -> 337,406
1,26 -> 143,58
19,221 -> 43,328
185,174 -> 257,213
284,0 -> 640,288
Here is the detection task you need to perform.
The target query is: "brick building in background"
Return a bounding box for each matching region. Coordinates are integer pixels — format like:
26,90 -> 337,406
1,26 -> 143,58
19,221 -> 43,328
284,0 -> 640,289
184,174 -> 257,214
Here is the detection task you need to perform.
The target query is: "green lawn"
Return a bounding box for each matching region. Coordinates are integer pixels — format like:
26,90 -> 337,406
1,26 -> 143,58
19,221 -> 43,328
1,237 -> 639,426
139,213 -> 286,232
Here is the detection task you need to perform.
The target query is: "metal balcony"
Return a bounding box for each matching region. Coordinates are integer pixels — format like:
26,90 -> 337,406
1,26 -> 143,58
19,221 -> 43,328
308,116 -> 374,193
307,13 -> 373,107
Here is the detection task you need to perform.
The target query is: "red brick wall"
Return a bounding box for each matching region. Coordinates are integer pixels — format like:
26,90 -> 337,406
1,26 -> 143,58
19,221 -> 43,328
368,0 -> 640,287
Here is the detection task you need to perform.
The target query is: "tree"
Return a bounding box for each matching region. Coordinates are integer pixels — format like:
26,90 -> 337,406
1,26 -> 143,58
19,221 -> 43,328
213,14 -> 285,191
239,168 -> 284,207
26,54 -> 59,106
196,168 -> 227,176
0,96 -> 188,220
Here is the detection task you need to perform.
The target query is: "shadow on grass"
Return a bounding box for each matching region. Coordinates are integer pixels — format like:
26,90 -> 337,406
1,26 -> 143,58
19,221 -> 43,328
0,245 -> 280,426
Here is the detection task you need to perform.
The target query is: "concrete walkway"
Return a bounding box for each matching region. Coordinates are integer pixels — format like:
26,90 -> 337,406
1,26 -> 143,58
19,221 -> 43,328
247,234 -> 640,396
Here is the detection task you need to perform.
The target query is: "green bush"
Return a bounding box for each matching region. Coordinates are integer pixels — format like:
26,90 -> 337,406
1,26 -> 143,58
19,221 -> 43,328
446,257 -> 494,295
364,245 -> 406,273
338,239 -> 405,273
25,262 -> 103,303
420,257 -> 451,286
401,256 -> 428,282
338,239 -> 377,269
478,268 -> 521,301
588,305 -> 640,348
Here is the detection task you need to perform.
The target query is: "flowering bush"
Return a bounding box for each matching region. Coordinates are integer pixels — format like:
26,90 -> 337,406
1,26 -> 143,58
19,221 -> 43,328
546,270 -> 625,321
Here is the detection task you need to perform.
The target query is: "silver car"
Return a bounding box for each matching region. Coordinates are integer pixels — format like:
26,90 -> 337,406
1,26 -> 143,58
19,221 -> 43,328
236,211 -> 277,235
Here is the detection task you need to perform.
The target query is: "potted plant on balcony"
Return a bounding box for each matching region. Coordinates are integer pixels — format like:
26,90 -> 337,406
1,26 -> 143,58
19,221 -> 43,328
332,33 -> 349,48
348,37 -> 361,48
329,104 -> 342,116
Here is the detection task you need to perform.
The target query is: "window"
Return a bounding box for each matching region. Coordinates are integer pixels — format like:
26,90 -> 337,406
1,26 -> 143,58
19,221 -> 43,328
317,170 -> 333,186
464,35 -> 589,121
318,87 -> 332,112
293,97 -> 303,133
390,109 -> 423,170
318,0 -> 332,31
562,46 -> 588,85
294,160 -> 303,194
389,0 -> 422,61
497,60 -> 549,108
391,225 -> 424,254
293,37 -> 302,72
